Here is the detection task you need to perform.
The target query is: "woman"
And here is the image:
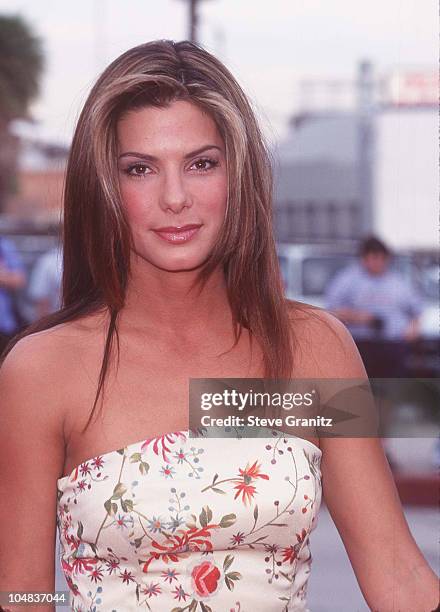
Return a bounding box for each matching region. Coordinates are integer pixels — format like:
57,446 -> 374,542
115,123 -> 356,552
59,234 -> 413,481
0,40 -> 437,612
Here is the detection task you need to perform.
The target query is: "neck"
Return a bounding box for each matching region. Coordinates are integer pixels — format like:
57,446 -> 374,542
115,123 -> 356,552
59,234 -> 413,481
119,257 -> 232,337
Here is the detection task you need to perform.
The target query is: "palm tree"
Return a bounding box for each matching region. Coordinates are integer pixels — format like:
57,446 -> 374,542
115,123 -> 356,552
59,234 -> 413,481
0,14 -> 44,212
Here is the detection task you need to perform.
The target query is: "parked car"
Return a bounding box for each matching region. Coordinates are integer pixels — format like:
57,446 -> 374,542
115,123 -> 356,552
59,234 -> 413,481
0,219 -> 60,326
277,242 -> 439,376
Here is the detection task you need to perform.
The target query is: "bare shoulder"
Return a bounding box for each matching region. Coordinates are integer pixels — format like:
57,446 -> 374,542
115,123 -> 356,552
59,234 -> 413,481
0,315 -> 109,585
1,310 -> 107,379
0,332 -> 66,466
0,310 -> 109,431
287,299 -> 367,378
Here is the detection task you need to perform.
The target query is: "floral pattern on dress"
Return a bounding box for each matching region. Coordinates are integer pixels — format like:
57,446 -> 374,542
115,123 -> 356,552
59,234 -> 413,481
57,428 -> 322,612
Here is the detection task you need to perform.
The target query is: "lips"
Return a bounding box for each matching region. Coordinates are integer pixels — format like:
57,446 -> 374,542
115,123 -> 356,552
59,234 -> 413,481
152,223 -> 202,244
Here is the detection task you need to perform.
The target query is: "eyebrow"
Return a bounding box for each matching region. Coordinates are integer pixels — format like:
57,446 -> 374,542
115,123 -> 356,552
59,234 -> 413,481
118,144 -> 223,161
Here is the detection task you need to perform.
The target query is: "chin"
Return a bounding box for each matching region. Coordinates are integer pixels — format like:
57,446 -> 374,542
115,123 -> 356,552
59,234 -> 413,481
131,237 -> 216,273
156,262 -> 207,274
145,252 -> 210,273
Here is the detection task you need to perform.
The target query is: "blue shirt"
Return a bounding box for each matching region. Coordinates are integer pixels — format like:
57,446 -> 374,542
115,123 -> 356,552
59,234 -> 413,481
28,246 -> 63,316
325,262 -> 424,340
0,237 -> 25,334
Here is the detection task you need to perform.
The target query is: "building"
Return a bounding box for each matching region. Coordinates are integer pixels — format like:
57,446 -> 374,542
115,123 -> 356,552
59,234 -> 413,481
4,121 -> 68,223
274,64 -> 437,251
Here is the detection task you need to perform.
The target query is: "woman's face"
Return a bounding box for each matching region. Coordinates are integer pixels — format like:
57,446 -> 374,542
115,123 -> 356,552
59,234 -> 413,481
117,99 -> 228,273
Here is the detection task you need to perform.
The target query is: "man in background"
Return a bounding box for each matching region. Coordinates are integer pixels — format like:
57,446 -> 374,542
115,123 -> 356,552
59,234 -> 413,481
28,245 -> 63,319
325,235 -> 423,378
0,235 -> 26,354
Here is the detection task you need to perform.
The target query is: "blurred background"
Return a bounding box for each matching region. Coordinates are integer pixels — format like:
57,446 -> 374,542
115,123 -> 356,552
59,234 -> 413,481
0,1 -> 437,608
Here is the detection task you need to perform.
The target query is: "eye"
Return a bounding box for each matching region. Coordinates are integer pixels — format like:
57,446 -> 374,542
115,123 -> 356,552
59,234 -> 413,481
124,163 -> 152,178
189,157 -> 219,172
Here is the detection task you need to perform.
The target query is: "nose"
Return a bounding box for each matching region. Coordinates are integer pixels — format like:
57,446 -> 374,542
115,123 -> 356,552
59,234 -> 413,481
159,168 -> 191,214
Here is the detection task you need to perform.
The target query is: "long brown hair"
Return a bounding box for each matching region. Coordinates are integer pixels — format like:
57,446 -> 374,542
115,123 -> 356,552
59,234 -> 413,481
2,40 -> 315,432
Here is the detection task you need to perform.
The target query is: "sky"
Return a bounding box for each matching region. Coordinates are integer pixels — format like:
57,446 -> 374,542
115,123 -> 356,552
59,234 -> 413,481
1,0 -> 437,145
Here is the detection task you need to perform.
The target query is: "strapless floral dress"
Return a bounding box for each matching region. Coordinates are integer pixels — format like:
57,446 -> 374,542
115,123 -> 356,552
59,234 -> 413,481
56,426 -> 322,611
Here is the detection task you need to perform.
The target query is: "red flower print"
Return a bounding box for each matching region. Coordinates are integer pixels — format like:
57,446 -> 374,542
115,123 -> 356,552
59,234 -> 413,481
62,515 -> 72,533
105,557 -> 120,574
120,569 -> 136,584
141,431 -> 187,462
172,584 -> 190,602
281,529 -> 308,564
141,582 -> 162,597
161,568 -> 180,583
160,464 -> 176,479
76,479 -> 87,492
233,482 -> 256,505
88,565 -> 104,583
65,532 -> 80,553
239,460 -> 270,482
296,528 -> 308,543
79,462 -> 91,476
174,448 -> 187,463
61,557 -> 74,575
71,557 -> 98,573
191,561 -> 221,597
140,523 -> 219,573
233,460 -> 269,506
230,531 -> 245,545
264,543 -> 279,554
92,456 -> 105,469
281,545 -> 297,564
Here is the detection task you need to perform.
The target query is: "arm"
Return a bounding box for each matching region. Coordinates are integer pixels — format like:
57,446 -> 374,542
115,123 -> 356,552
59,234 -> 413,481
0,335 -> 66,611
0,267 -> 26,291
403,316 -> 420,342
28,253 -> 55,319
400,280 -> 425,342
304,310 -> 439,611
325,268 -> 374,326
0,239 -> 26,291
329,306 -> 375,325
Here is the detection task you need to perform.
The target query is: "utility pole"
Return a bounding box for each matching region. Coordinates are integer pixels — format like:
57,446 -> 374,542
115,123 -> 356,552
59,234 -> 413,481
357,60 -> 375,237
189,0 -> 197,41
179,0 -> 212,43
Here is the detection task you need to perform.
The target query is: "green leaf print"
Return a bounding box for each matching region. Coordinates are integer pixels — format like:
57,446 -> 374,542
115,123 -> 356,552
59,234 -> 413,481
223,554 -> 234,571
199,505 -> 213,527
120,498 -> 134,512
104,499 -> 118,516
139,461 -> 150,475
111,482 -> 127,499
219,513 -> 236,528
129,452 -> 142,462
